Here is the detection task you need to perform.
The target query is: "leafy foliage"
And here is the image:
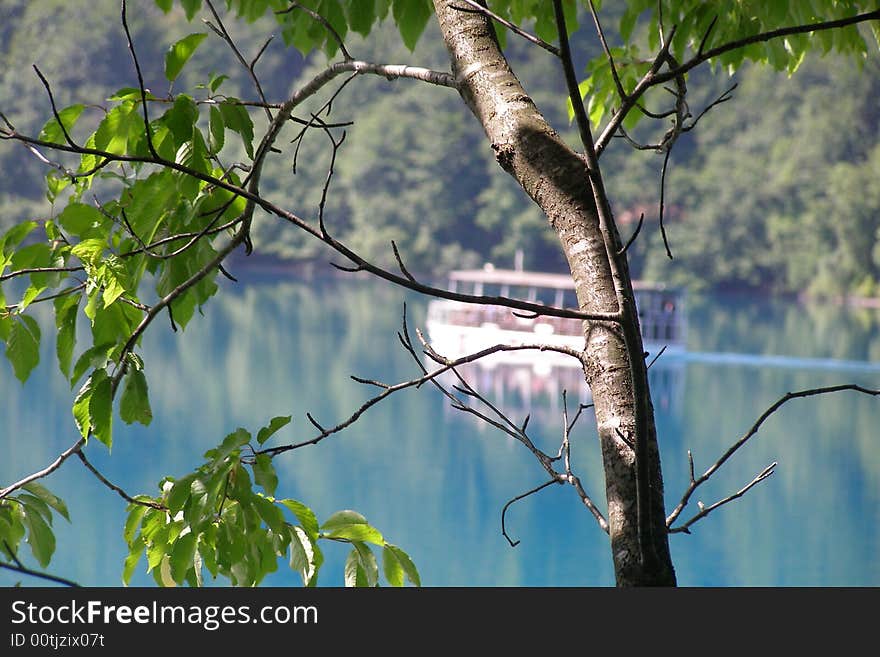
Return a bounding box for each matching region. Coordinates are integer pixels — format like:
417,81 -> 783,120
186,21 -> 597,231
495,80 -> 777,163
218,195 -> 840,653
122,419 -> 418,586
0,483 -> 70,569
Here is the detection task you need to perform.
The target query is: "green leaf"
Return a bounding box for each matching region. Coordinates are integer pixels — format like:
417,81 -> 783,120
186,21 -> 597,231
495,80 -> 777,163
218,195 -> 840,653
180,0 -> 203,20
24,508 -> 55,568
123,536 -> 144,585
382,544 -> 404,587
57,203 -> 106,239
321,509 -> 368,530
155,0 -> 173,12
170,532 -> 198,583
119,170 -> 176,245
70,238 -> 106,266
19,494 -> 53,525
342,542 -> 378,588
321,510 -> 384,545
289,525 -> 317,586
124,504 -> 149,544
344,547 -> 365,587
279,499 -> 320,541
351,541 -> 379,587
347,0 -> 376,36
38,104 -> 85,144
323,523 -> 385,545
54,295 -> 78,379
256,415 -> 291,445
89,368 -> 113,448
22,506 -> 55,568
108,87 -> 158,102
10,242 -> 51,271
1,221 -> 38,258
209,73 -> 229,93
70,341 -> 115,388
252,495 -> 286,534
98,255 -> 129,308
166,33 -> 209,82
22,483 -> 70,522
219,100 -> 254,159
392,0 -> 431,51
253,454 -> 278,497
209,105 -> 225,154
163,95 -> 200,145
620,8 -> 639,44
5,315 -> 41,383
120,368 -> 153,426
93,101 -> 137,156
72,374 -> 95,439
167,474 -> 197,514
384,543 -> 420,586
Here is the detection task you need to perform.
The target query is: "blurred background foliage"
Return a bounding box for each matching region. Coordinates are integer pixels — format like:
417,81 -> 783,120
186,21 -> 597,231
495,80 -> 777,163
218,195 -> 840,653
1,0 -> 878,297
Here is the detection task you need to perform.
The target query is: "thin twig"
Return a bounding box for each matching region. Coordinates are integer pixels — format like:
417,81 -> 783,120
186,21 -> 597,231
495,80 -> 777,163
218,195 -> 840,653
501,479 -> 560,547
596,9 -> 880,155
658,147 -> 673,259
121,0 -> 158,160
76,452 -> 166,510
32,66 -> 77,148
1,541 -> 81,587
669,462 -> 776,534
617,212 -> 644,256
666,384 -> 880,528
276,2 -> 353,61
587,0 -> 626,100
205,0 -> 274,121
453,0 -> 560,56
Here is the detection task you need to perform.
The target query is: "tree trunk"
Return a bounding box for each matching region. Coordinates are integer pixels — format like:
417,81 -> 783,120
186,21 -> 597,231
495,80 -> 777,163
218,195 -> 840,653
432,0 -> 676,586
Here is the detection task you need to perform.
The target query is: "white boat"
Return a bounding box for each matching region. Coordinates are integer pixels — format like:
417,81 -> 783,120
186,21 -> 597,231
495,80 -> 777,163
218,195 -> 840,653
425,264 -> 687,373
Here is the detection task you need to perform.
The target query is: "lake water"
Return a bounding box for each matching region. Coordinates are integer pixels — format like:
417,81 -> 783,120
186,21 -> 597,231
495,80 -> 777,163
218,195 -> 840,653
2,271 -> 879,587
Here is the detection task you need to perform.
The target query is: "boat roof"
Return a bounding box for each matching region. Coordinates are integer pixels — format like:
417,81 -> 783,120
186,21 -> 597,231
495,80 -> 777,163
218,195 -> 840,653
447,267 -> 678,292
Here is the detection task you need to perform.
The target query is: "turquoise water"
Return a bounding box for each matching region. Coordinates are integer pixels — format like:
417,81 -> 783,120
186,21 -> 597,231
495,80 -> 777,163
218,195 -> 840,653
2,273 -> 879,587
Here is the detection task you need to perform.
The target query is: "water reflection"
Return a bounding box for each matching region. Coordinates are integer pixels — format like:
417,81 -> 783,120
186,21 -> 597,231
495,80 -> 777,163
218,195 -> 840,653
1,274 -> 878,586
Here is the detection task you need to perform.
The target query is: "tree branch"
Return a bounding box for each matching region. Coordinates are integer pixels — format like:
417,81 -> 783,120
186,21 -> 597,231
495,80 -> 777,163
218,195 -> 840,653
1,541 -> 81,587
453,0 -> 560,56
596,9 -> 880,154
666,384 -> 880,529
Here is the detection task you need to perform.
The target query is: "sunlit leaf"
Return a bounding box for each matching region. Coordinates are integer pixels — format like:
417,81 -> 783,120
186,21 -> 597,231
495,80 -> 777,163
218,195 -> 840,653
382,544 -> 404,587
57,203 -> 106,239
349,541 -> 378,587
165,33 -> 209,82
321,509 -> 368,530
70,342 -> 115,388
384,543 -> 420,586
124,504 -> 148,544
122,536 -> 145,585
38,104 -> 85,144
168,474 -> 197,514
170,532 -> 197,583
256,415 -> 291,445
280,499 -> 320,541
23,483 -> 70,522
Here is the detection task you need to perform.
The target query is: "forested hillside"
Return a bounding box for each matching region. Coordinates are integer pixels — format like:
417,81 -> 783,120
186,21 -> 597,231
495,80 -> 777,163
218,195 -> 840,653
1,2 -> 878,297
